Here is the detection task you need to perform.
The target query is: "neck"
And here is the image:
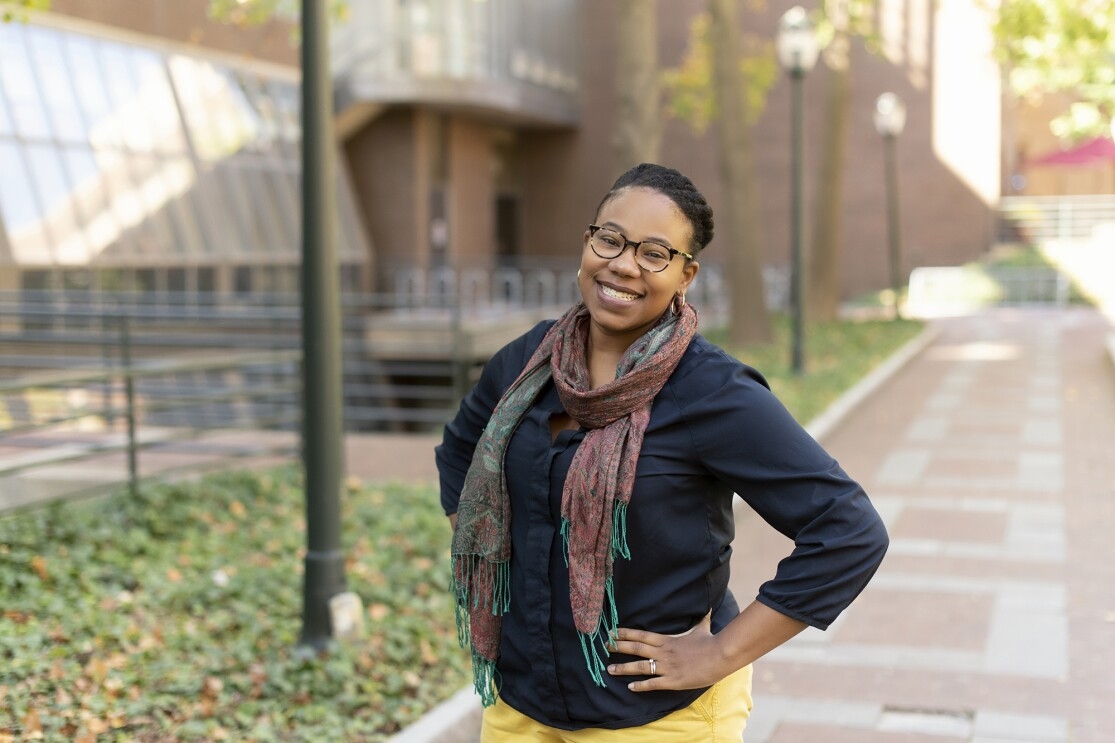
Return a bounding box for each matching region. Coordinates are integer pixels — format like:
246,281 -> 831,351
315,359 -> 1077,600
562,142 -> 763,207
586,332 -> 629,389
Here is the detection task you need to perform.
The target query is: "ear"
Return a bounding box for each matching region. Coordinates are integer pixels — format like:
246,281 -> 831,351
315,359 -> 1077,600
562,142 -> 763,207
678,260 -> 699,295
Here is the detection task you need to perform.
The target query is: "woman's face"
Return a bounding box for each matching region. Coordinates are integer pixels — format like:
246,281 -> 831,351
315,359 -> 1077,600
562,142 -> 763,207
578,187 -> 699,349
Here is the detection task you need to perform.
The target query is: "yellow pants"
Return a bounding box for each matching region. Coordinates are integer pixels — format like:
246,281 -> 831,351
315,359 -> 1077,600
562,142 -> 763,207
480,664 -> 753,742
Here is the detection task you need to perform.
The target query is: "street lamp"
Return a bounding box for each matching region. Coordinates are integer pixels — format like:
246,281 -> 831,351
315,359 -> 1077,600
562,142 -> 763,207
299,0 -> 350,652
874,92 -> 906,318
777,6 -> 819,375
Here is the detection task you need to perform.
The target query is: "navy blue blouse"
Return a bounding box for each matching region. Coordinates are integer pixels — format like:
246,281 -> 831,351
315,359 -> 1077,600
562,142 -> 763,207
435,320 -> 888,730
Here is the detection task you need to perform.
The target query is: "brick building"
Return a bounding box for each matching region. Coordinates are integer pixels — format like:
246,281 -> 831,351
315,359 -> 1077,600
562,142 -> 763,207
0,0 -> 1002,309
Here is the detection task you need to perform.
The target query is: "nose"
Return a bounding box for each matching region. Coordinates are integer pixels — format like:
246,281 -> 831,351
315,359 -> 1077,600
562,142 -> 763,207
609,242 -> 641,275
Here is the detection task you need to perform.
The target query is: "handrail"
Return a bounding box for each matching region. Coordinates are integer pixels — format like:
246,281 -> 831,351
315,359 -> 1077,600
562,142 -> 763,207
0,350 -> 301,394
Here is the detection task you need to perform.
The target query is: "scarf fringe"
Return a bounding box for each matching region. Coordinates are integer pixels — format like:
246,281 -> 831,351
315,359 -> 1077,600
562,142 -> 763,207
578,576 -> 620,688
560,499 -> 630,568
612,502 -> 629,559
452,554 -> 511,615
470,650 -> 501,707
451,554 -> 509,706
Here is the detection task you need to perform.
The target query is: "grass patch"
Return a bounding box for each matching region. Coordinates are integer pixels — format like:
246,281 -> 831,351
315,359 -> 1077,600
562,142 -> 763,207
706,315 -> 925,424
1,315 -> 925,740
0,469 -> 468,742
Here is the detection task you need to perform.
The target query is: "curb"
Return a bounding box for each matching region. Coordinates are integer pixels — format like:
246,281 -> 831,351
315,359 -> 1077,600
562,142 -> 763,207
805,323 -> 942,443
387,686 -> 481,743
391,321 -> 942,743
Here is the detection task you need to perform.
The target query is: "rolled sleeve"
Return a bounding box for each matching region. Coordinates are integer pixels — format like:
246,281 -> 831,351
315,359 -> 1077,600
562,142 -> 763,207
676,344 -> 889,629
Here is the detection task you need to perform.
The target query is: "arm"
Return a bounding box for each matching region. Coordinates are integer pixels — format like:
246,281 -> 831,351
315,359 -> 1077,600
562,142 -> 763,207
613,346 -> 887,689
608,600 -> 805,691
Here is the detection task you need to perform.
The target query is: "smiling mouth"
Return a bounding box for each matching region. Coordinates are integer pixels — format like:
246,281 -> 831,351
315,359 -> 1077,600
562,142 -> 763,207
600,284 -> 640,302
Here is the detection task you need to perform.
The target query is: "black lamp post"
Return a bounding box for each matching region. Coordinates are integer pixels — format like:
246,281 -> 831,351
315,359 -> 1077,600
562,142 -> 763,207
874,92 -> 907,318
777,6 -> 819,374
299,0 -> 348,652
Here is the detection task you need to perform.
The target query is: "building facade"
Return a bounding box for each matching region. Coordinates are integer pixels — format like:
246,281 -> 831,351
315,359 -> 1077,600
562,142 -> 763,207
0,0 -> 1002,310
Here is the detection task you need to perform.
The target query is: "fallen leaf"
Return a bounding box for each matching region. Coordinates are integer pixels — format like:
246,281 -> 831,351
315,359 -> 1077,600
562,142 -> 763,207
229,500 -> 247,518
166,567 -> 182,583
21,708 -> 42,738
73,732 -> 96,743
402,670 -> 421,688
419,639 -> 438,665
84,657 -> 109,683
2,610 -> 29,624
85,717 -> 108,734
30,555 -> 49,582
368,603 -> 390,621
201,676 -> 224,699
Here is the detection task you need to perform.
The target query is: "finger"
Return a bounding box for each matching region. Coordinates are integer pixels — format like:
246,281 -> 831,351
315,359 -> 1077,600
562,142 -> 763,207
606,639 -> 652,656
606,659 -> 657,677
612,627 -> 663,646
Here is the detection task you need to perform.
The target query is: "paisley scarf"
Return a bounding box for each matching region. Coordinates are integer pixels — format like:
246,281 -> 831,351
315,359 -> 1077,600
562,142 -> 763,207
451,297 -> 698,705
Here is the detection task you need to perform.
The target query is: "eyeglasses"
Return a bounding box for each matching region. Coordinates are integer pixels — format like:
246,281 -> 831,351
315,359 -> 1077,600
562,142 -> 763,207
587,225 -> 694,273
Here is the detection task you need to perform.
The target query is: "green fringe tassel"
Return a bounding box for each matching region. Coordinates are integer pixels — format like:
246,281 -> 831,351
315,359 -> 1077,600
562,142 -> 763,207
563,501 -> 631,686
612,502 -> 629,559
451,554 -> 510,616
450,555 -> 510,706
560,518 -> 570,567
471,652 -> 501,707
578,576 -> 621,687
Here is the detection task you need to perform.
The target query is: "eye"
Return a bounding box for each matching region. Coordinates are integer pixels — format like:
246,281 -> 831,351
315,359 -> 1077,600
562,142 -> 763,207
600,233 -> 622,247
641,245 -> 670,261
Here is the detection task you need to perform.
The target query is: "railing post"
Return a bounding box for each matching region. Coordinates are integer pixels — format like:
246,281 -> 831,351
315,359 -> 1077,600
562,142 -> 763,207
120,315 -> 139,498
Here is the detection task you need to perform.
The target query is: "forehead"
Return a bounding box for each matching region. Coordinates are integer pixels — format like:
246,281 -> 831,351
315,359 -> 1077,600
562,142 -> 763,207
598,187 -> 689,243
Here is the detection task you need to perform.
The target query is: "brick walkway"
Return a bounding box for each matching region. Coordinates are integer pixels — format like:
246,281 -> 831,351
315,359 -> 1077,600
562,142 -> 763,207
730,306 -> 1115,743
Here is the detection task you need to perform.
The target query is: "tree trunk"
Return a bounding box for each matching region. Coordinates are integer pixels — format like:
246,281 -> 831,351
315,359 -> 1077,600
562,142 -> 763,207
808,21 -> 852,323
709,0 -> 771,345
614,0 -> 661,172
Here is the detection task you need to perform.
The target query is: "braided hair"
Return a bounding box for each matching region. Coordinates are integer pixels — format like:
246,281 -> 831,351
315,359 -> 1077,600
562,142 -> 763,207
594,163 -> 715,258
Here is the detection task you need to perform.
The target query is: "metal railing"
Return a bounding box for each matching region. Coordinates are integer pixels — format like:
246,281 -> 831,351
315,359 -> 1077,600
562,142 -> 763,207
0,314 -> 301,511
905,265 -> 1072,318
998,194 -> 1115,244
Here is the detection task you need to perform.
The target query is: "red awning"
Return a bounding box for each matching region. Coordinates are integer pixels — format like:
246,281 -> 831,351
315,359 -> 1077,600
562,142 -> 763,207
1027,136 -> 1115,168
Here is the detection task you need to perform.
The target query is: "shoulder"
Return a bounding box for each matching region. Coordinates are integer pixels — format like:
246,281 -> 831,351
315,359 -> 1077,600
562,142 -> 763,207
669,334 -> 772,395
480,318 -> 556,382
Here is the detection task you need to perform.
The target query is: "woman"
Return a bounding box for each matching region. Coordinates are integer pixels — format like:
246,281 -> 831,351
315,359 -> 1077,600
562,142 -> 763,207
435,163 -> 888,741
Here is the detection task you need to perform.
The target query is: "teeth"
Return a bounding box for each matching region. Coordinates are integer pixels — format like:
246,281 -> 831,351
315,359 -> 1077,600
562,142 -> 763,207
602,285 -> 639,301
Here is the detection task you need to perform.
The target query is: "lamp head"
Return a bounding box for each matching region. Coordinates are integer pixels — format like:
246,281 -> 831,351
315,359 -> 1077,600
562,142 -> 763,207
874,92 -> 907,137
777,6 -> 820,74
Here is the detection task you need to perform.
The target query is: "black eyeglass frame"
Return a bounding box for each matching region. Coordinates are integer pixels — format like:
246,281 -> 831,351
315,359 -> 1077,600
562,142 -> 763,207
587,224 -> 695,272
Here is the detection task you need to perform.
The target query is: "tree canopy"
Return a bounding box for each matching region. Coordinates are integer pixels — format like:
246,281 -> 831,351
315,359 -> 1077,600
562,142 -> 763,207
991,0 -> 1115,140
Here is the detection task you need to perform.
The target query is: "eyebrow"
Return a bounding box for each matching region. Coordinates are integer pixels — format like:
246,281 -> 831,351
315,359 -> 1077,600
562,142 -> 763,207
599,221 -> 675,248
